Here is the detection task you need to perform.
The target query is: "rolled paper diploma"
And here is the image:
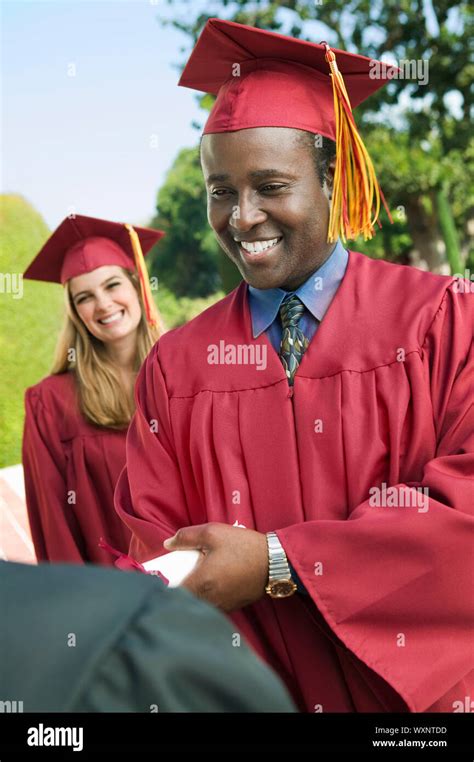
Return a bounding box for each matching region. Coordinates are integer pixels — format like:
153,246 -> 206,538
142,549 -> 202,587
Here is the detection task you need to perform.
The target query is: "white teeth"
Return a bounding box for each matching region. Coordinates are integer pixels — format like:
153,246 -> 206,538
240,237 -> 280,254
99,310 -> 123,325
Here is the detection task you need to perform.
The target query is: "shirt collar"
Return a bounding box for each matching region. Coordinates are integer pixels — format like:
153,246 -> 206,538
248,239 -> 349,339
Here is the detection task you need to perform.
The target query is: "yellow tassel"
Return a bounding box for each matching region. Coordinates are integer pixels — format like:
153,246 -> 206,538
124,223 -> 163,331
323,45 -> 392,243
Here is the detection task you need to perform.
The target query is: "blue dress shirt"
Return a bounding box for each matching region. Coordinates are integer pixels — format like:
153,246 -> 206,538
248,239 -> 349,351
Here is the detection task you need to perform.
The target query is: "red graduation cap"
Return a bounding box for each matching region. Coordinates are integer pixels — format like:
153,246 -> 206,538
23,214 -> 165,328
179,18 -> 397,242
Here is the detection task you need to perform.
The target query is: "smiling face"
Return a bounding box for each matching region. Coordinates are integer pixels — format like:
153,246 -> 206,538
201,127 -> 335,291
69,265 -> 142,345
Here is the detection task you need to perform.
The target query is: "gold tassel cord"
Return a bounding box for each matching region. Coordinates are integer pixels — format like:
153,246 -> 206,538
124,223 -> 160,329
323,45 -> 392,243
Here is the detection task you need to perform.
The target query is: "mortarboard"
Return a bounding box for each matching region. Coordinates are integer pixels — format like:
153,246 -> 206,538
179,18 -> 397,242
23,215 -> 164,328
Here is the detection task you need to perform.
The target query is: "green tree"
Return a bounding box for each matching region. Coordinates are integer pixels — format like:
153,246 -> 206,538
149,146 -> 231,296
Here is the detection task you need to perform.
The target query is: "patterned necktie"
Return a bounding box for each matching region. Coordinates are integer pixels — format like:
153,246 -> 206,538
279,294 -> 310,385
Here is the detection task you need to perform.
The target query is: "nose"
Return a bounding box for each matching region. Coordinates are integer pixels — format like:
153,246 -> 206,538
94,291 -> 115,316
228,192 -> 267,233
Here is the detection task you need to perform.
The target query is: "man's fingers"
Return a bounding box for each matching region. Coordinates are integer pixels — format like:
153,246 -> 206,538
163,524 -> 209,550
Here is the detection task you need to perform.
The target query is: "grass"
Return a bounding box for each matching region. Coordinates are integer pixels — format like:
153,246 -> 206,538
0,194 -> 63,467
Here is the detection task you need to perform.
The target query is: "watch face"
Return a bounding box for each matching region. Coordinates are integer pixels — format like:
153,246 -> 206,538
269,580 -> 297,598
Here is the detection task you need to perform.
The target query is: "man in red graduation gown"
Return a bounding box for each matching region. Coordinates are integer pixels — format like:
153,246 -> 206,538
115,20 -> 474,712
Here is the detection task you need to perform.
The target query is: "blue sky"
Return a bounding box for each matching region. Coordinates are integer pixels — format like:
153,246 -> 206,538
1,0 -> 205,228
2,0 -> 462,231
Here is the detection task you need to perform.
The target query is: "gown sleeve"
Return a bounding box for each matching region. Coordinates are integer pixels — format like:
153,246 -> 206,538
22,386 -> 84,562
277,283 -> 474,712
114,342 -> 191,562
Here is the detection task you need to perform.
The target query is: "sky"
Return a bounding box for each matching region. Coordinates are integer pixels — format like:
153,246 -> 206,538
1,0 -> 206,228
1,0 -> 463,231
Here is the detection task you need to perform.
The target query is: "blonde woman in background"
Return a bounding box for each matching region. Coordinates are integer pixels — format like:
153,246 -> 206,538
22,215 -> 165,564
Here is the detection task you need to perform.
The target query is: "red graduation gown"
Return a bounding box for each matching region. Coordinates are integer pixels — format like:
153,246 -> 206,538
115,251 -> 474,712
23,372 -> 131,565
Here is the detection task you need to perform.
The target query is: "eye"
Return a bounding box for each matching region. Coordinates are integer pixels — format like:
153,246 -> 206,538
106,281 -> 121,289
75,295 -> 89,305
210,188 -> 232,198
260,184 -> 286,193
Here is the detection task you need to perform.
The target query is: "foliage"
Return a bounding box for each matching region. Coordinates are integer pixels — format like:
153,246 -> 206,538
158,283 -> 225,329
149,146 -> 223,297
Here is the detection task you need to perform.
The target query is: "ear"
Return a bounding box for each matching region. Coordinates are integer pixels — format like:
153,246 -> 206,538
325,157 -> 336,199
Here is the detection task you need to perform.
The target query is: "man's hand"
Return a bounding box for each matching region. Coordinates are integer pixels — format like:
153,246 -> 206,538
163,522 -> 269,612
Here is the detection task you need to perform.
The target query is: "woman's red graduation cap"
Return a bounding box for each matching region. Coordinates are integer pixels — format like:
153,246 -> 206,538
179,18 -> 398,242
24,215 -> 164,328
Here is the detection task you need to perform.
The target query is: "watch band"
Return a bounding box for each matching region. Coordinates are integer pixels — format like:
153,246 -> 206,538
265,532 -> 297,598
266,531 -> 292,580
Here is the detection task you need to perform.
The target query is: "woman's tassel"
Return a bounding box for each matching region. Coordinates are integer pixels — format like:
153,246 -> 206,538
124,223 -> 162,330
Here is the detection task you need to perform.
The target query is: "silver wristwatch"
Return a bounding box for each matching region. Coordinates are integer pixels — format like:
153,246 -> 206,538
265,531 -> 297,599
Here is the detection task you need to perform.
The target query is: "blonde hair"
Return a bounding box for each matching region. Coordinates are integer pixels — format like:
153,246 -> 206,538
51,269 -> 165,429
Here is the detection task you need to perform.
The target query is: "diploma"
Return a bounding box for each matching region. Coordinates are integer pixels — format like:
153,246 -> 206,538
142,549 -> 201,587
